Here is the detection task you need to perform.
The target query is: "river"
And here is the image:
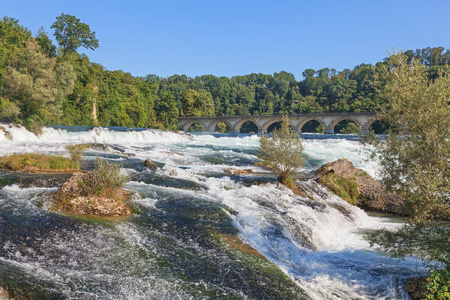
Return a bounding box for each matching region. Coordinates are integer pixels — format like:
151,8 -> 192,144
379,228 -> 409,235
0,125 -> 423,299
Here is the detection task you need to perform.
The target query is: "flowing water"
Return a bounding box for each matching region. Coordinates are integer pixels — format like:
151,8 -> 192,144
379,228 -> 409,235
0,125 -> 424,299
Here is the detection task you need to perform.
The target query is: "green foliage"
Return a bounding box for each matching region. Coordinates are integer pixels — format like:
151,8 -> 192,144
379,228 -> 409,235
366,50 -> 450,222
338,121 -> 362,134
215,121 -> 230,133
0,96 -> 20,121
424,269 -> 450,299
51,13 -> 99,56
256,116 -> 306,184
0,153 -> 78,171
319,173 -> 359,204
35,27 -> 56,57
80,158 -> 130,199
0,16 -> 31,80
65,143 -> 90,162
155,91 -> 179,130
2,40 -> 75,133
365,50 -> 450,297
3,17 -> 450,139
315,124 -> 325,134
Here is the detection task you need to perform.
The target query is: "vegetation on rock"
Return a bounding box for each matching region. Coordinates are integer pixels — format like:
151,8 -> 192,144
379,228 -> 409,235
0,153 -> 79,172
317,158 -> 403,213
52,158 -> 131,216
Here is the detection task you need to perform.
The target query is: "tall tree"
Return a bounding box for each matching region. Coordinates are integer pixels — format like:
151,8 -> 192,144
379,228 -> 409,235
3,40 -> 76,132
51,13 -> 99,56
35,27 -> 56,57
366,50 -> 450,299
156,91 -> 179,129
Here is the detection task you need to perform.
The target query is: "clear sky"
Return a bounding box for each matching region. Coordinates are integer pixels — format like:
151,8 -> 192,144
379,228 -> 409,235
3,0 -> 450,80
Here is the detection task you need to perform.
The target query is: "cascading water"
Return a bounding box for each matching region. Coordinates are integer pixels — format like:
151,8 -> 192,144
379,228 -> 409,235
0,124 -> 423,299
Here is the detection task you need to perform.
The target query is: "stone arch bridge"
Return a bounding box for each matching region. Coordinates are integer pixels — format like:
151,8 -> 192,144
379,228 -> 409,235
179,112 -> 377,134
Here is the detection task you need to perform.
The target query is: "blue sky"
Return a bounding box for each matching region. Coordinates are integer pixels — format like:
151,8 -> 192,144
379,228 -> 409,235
3,0 -> 450,80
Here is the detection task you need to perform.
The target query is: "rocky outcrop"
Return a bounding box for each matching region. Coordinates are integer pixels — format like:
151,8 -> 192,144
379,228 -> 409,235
317,158 -> 404,214
0,126 -> 12,140
404,276 -> 426,300
225,168 -> 253,175
144,159 -> 157,170
52,171 -> 131,217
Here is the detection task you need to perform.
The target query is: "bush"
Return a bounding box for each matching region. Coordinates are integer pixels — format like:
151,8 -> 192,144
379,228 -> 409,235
65,143 -> 90,162
256,116 -> 306,185
79,157 -> 130,199
424,269 -> 450,299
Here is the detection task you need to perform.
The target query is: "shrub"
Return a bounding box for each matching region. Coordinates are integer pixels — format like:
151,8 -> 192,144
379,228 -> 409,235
256,116 -> 306,186
424,269 -> 450,299
79,157 -> 130,199
65,143 -> 90,162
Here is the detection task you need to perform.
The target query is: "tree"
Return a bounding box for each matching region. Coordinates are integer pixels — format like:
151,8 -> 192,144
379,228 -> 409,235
368,50 -> 450,222
35,27 -> 56,57
3,40 -> 76,132
0,17 -> 31,87
156,91 -> 179,130
365,50 -> 450,299
51,13 -> 99,56
256,116 -> 306,186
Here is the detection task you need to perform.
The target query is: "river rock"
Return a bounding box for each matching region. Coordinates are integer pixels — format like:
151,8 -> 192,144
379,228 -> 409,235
144,159 -> 157,170
225,168 -> 253,175
0,126 -> 12,140
52,171 -> 131,217
404,276 -> 427,300
316,158 -> 404,214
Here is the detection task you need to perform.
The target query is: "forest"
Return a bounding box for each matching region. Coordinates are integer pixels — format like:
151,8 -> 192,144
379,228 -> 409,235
1,14 -> 450,133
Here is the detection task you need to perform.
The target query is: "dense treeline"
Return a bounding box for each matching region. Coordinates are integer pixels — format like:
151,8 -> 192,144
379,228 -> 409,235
1,15 -> 449,132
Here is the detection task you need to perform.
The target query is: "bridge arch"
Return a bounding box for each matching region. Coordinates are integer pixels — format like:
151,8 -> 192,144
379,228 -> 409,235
362,117 -> 378,133
183,121 -> 206,132
297,118 -> 326,133
260,117 -> 284,133
233,118 -> 258,133
325,116 -> 362,134
238,120 -> 259,133
206,120 -> 233,132
181,121 -> 196,132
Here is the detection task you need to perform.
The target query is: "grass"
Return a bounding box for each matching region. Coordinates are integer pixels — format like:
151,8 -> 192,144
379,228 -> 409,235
80,157 -> 130,199
319,172 -> 359,205
0,153 -> 79,172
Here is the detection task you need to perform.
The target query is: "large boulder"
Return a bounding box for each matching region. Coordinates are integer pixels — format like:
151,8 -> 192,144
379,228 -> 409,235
52,171 -> 131,217
316,158 -> 404,214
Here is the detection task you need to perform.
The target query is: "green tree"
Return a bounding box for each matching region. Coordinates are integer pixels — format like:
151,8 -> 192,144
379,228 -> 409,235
368,51 -> 450,222
0,17 -> 31,87
365,50 -> 450,299
256,116 -> 306,185
3,40 -> 76,132
51,13 -> 99,56
156,91 -> 179,129
35,27 -> 56,57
